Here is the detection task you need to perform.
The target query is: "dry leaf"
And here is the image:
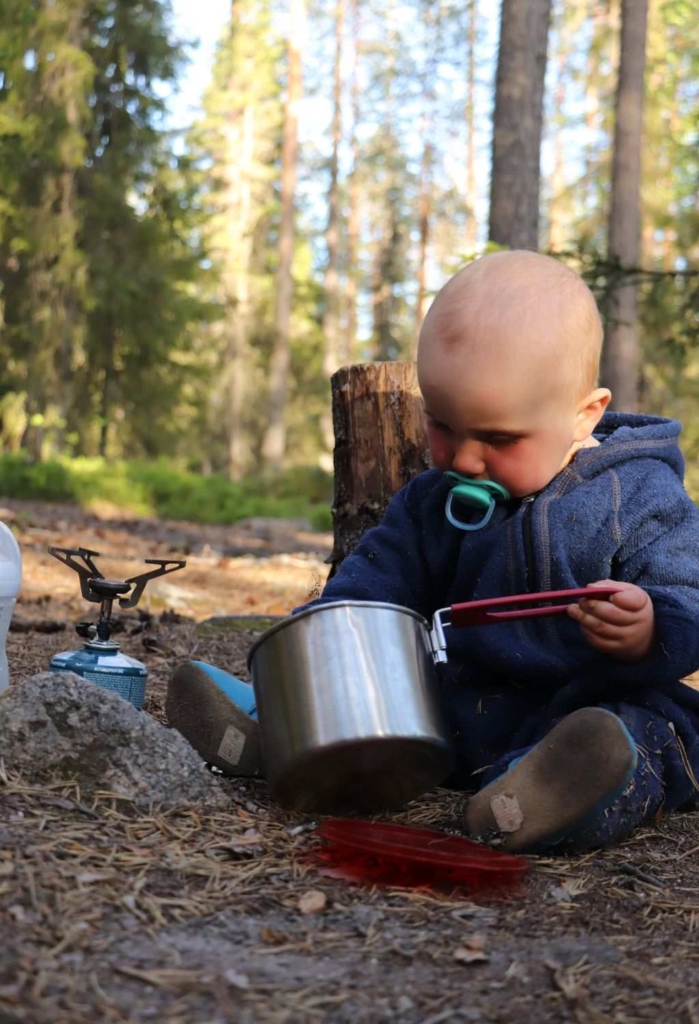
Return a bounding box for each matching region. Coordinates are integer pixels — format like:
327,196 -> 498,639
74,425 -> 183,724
230,830 -> 263,848
260,927 -> 288,946
454,935 -> 489,964
454,947 -> 490,965
224,969 -> 250,990
298,890 -> 327,915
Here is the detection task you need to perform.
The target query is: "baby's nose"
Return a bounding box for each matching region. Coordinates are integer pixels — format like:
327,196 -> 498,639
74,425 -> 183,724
452,441 -> 487,477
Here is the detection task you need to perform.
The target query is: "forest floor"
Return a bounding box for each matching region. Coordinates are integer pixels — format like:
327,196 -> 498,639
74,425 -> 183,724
3,500 -> 699,1023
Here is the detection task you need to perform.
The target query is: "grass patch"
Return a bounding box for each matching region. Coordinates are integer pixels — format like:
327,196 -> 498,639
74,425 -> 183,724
0,455 -> 334,531
196,615 -> 282,636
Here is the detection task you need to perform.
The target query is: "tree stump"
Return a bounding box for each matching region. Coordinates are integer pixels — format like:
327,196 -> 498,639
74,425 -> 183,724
329,362 -> 430,570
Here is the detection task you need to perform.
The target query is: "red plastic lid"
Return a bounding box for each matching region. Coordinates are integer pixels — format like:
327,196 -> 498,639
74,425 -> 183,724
315,819 -> 528,891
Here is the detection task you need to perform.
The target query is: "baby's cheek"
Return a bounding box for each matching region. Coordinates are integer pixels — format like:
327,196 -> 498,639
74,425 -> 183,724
487,450 -> 542,496
427,431 -> 452,473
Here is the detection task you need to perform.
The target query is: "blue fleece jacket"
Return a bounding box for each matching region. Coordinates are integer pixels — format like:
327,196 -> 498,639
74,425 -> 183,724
315,412 -> 699,694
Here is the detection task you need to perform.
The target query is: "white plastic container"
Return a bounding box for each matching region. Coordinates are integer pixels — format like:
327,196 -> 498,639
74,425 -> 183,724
0,522 -> 22,694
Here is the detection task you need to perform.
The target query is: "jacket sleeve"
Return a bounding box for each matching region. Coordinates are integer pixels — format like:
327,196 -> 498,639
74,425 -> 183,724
604,465 -> 699,687
295,472 -> 442,620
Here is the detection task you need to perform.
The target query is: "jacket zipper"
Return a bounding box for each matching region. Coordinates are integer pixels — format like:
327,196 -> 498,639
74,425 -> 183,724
521,495 -> 536,591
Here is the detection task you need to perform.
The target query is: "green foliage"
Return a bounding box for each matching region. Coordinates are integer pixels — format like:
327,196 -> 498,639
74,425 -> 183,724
0,0 -> 217,463
0,454 -> 333,529
1,0 -> 699,488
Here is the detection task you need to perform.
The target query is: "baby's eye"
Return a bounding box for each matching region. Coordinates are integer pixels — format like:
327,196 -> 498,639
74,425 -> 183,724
427,417 -> 451,433
487,436 -> 521,447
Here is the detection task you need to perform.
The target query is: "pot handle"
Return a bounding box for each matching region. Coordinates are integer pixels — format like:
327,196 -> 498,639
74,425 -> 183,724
429,586 -> 621,664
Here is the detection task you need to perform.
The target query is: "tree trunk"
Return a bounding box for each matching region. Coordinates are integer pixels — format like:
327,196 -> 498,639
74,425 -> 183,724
370,0 -> 405,361
262,0 -> 305,470
602,0 -> 649,412
99,327 -> 116,459
56,5 -> 82,449
415,145 -> 432,337
464,0 -> 478,252
329,362 -> 430,569
415,0 -> 440,343
488,0 -> 553,251
344,0 -> 361,365
320,0 -> 344,461
547,40 -> 567,253
371,201 -> 401,360
584,3 -> 616,225
226,91 -> 256,480
322,0 -> 343,381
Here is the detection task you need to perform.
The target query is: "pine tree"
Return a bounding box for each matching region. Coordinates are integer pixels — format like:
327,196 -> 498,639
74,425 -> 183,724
602,0 -> 649,410
319,0 -> 343,461
464,0 -> 478,252
0,0 -> 92,456
262,0 -> 306,471
0,0 -> 214,460
489,0 -> 553,251
344,0 -> 361,362
193,0 -> 282,478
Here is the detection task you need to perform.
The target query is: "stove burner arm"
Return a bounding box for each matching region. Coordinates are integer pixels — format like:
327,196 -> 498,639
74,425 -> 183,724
121,559 -> 187,609
48,547 -> 105,603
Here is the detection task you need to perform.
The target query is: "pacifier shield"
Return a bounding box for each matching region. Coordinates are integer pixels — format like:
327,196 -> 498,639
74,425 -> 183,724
444,473 -> 510,531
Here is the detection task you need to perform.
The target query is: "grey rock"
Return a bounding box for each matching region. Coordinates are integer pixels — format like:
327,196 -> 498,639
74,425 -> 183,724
0,672 -> 228,809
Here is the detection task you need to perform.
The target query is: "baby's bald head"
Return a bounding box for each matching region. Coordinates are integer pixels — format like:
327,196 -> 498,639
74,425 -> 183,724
418,251 -> 603,402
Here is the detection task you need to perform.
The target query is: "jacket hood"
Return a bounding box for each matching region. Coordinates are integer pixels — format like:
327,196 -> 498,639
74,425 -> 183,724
570,411 -> 685,483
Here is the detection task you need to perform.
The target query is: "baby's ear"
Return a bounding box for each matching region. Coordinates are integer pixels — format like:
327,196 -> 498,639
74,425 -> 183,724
574,388 -> 611,441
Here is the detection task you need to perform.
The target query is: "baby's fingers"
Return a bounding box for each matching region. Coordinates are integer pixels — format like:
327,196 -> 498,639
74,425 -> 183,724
577,617 -> 628,642
568,599 -> 636,631
588,580 -> 649,613
575,597 -> 639,625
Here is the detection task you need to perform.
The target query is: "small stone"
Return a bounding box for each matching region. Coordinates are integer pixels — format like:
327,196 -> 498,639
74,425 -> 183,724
298,889 -> 327,915
224,969 -> 250,990
454,935 -> 490,964
0,673 -> 228,810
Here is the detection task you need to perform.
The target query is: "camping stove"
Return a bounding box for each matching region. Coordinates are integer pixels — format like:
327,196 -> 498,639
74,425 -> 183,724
48,547 -> 186,709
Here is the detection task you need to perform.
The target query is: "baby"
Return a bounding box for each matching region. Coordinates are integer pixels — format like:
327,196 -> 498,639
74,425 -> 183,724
168,251 -> 699,853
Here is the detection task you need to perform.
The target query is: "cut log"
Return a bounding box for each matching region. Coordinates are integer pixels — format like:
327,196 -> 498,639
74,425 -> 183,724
329,362 -> 430,570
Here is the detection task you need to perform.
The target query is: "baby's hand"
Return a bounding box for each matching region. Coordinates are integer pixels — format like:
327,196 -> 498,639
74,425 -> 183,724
567,580 -> 655,662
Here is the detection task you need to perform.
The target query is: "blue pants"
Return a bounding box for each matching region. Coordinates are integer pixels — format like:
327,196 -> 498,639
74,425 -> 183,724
442,671 -> 699,852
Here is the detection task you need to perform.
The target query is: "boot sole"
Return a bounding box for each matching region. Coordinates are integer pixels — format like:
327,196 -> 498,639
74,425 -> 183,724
166,662 -> 264,777
464,707 -> 636,852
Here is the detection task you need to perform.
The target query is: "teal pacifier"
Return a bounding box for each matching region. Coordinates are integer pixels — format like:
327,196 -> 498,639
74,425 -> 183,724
444,472 -> 510,531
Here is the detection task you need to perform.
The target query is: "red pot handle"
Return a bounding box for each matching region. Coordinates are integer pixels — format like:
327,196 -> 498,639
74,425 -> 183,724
448,586 -> 621,628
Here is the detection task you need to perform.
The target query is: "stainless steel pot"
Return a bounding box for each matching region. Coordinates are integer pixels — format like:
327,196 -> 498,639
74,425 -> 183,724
247,600 -> 453,812
247,587 -> 618,813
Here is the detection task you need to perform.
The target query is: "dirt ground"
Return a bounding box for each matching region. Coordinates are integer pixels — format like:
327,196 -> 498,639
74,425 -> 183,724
3,501 -> 699,1023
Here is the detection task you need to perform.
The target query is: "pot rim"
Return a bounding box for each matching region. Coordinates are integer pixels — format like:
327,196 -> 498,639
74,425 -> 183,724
246,599 -> 429,669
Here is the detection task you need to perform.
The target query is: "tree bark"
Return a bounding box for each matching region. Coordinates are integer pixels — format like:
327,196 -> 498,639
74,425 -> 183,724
584,3 -> 611,215
344,0 -> 361,365
602,0 -> 649,412
371,209 -> 401,360
329,362 -> 430,568
320,0 -> 344,461
415,145 -> 432,338
262,0 -> 305,470
322,0 -> 343,381
547,39 -> 567,253
415,0 -> 440,343
488,0 -> 553,251
226,99 -> 255,481
464,0 -> 478,252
